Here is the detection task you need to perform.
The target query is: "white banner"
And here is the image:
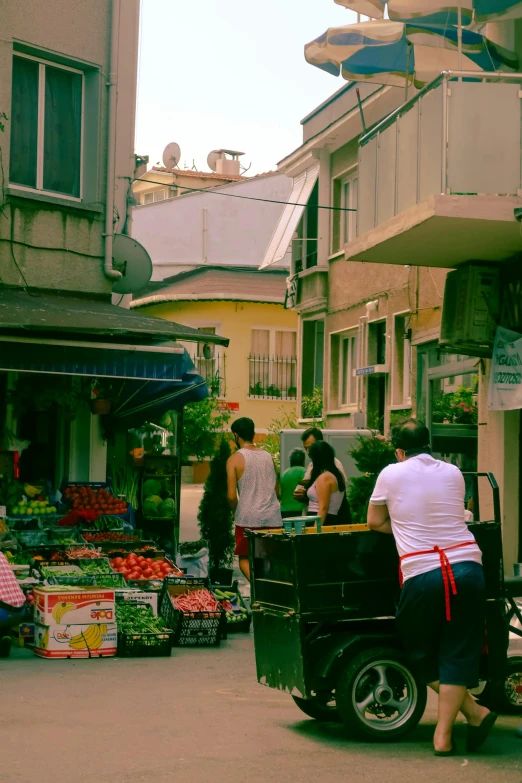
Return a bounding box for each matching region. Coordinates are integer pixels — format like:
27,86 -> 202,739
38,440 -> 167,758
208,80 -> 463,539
487,326 -> 522,410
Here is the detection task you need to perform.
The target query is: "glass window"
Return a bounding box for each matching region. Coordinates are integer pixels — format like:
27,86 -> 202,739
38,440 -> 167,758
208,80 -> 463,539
332,171 -> 358,254
302,320 -> 324,397
143,192 -> 154,204
340,333 -> 358,406
10,55 -> 83,198
392,315 -> 412,407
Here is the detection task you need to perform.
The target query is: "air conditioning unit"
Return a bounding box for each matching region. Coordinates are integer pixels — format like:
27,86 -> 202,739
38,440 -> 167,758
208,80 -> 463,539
439,264 -> 499,357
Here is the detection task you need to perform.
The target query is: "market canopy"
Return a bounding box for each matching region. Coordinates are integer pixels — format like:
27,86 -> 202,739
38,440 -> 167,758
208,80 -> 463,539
333,0 -> 522,25
0,289 -> 229,347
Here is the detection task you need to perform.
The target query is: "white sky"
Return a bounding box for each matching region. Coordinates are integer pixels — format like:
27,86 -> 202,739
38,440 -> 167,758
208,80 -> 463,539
135,0 -> 358,175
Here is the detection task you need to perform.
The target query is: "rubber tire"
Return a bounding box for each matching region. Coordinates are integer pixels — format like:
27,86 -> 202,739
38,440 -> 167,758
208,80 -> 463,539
479,657 -> 522,715
292,694 -> 341,723
335,646 -> 427,742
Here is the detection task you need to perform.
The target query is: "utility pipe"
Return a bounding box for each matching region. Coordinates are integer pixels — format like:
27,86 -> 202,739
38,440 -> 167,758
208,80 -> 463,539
103,0 -> 122,281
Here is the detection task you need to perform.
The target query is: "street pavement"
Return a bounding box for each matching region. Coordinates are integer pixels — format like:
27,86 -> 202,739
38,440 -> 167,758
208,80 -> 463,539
1,486 -> 521,782
1,636 -> 521,783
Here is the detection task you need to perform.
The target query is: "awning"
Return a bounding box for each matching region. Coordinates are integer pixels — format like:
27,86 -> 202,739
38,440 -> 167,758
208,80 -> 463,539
0,289 -> 228,347
0,336 -> 186,382
259,164 -> 319,269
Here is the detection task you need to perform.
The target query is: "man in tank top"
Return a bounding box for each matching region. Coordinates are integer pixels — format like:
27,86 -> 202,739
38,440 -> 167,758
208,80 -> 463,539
227,417 -> 282,581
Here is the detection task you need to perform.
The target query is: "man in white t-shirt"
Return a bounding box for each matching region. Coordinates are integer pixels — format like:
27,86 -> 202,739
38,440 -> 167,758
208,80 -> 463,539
368,419 -> 496,756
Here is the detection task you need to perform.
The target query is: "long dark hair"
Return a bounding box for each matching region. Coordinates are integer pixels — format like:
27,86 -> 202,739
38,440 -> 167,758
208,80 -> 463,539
308,441 -> 345,493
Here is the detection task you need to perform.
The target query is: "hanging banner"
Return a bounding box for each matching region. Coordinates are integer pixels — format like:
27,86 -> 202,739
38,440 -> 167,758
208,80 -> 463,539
487,326 -> 522,410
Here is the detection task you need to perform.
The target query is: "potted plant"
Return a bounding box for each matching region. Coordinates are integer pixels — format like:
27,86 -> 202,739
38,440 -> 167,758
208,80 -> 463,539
90,378 -> 115,415
347,434 -> 396,524
198,438 -> 235,586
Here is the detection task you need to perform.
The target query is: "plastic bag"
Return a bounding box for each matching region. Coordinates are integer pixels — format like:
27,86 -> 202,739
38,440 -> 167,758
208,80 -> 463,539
176,547 -> 209,578
2,428 -> 30,454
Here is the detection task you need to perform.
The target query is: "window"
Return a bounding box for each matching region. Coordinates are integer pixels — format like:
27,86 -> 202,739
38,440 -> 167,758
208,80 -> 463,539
301,319 -> 324,398
292,182 -> 319,273
392,315 -> 412,407
367,320 -> 387,366
190,327 -> 226,397
249,328 -> 297,399
340,332 -> 358,406
10,54 -> 83,199
332,171 -> 358,254
143,189 -> 167,204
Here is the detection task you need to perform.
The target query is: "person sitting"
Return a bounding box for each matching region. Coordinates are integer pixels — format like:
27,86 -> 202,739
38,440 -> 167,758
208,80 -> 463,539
0,551 -> 29,658
280,448 -> 307,519
307,441 -> 348,527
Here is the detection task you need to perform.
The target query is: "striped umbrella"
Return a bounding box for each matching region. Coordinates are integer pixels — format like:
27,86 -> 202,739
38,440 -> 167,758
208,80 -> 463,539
305,19 -> 517,89
334,0 -> 522,25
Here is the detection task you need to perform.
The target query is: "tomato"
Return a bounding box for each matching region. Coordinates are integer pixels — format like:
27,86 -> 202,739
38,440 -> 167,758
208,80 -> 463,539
145,558 -> 153,565
113,557 -> 123,567
129,571 -> 141,580
121,568 -> 130,578
143,568 -> 153,578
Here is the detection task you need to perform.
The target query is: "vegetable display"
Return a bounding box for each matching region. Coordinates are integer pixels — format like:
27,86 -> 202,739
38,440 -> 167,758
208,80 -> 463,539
65,546 -> 101,559
84,516 -> 124,532
78,561 -> 113,575
110,553 -> 182,581
214,588 -> 250,625
116,603 -> 169,634
170,589 -> 220,614
83,532 -> 139,543
63,485 -> 127,515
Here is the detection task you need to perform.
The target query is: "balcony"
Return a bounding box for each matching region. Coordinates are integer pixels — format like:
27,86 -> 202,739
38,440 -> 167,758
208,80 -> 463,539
191,353 -> 226,398
248,355 -> 297,400
346,72 -> 522,269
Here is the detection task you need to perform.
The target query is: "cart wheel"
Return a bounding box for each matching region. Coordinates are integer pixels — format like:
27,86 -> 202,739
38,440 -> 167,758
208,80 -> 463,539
335,646 -> 427,742
480,657 -> 522,714
292,692 -> 341,722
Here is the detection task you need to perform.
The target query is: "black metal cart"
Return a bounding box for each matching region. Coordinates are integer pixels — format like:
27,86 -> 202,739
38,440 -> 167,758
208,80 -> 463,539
249,473 -> 522,741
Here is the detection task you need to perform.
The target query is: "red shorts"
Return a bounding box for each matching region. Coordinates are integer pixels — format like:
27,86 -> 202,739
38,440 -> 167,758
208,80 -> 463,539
234,525 -> 280,557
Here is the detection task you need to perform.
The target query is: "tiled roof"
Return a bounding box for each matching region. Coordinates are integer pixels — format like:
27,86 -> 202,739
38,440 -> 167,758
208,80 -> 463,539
132,266 -> 288,307
151,166 -> 244,182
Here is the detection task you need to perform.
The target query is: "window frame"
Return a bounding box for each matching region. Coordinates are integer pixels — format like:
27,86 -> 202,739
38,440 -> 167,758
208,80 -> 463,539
391,312 -> 412,409
331,165 -> 358,256
248,325 -> 298,400
10,52 -> 85,202
339,329 -> 359,408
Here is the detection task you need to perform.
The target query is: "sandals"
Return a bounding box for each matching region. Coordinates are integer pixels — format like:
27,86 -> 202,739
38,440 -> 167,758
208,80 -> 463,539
467,712 -> 498,752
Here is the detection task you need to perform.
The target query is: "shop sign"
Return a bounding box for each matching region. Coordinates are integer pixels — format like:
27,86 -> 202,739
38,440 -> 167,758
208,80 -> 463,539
217,401 -> 239,413
488,326 -> 522,410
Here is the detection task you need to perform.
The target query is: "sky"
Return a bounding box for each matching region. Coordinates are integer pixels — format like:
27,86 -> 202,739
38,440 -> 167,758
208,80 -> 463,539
135,0 -> 358,175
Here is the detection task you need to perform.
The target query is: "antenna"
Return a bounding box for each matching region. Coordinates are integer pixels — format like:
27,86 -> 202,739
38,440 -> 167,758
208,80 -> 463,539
111,234 -> 153,295
207,150 -> 221,172
162,142 -> 181,169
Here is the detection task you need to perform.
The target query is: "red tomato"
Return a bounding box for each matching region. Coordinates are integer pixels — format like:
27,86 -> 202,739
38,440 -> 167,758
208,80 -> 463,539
145,558 -> 153,565
113,557 -> 123,567
143,568 -> 153,578
121,568 -> 130,578
129,571 -> 141,580
137,556 -> 146,564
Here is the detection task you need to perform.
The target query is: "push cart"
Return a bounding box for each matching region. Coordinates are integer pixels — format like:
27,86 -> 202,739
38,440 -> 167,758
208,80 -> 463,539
249,473 -> 521,741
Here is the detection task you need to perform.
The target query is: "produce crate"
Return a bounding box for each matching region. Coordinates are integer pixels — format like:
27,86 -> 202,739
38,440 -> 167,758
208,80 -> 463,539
102,539 -> 158,557
81,531 -> 142,545
47,574 -> 96,587
117,630 -> 173,657
160,577 -> 223,647
212,581 -> 251,634
92,573 -> 127,588
77,557 -> 113,573
60,479 -> 113,494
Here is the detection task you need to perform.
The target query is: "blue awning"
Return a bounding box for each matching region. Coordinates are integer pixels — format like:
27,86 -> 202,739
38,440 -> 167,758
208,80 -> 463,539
0,337 -> 186,382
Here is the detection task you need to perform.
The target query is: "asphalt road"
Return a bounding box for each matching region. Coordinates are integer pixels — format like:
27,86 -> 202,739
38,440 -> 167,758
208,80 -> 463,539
2,636 -> 521,783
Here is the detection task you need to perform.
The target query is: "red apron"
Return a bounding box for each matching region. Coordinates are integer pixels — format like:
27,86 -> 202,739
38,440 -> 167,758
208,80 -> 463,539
399,541 -> 477,621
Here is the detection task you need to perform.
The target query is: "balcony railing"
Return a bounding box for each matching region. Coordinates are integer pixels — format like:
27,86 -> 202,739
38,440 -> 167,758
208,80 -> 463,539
248,355 -> 297,400
357,71 -> 522,237
191,353 -> 226,397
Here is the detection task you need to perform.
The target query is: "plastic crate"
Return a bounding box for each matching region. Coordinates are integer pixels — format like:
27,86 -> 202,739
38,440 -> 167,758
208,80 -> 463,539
117,630 -> 173,657
60,479 -> 113,494
212,581 -> 251,634
47,574 -> 96,587
160,577 -> 223,647
91,573 -> 127,588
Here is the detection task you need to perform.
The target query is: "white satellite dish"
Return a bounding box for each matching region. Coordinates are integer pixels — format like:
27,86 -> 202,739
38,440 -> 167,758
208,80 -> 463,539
162,142 -> 181,169
207,150 -> 221,172
112,234 -> 153,295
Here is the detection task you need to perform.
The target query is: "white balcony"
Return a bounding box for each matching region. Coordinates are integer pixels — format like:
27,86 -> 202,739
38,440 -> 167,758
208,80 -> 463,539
346,72 -> 522,268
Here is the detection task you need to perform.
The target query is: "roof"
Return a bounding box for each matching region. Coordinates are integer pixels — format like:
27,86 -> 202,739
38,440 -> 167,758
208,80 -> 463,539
150,166 -> 244,182
0,289 -> 229,346
132,266 -> 288,308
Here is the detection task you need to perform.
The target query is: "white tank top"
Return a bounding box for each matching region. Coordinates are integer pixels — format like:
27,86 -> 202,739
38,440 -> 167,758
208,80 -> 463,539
234,448 -> 282,528
307,472 -> 344,515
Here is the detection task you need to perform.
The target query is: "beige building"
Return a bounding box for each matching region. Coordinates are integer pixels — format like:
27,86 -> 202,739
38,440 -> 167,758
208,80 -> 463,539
133,166 -> 246,206
266,50 -> 522,572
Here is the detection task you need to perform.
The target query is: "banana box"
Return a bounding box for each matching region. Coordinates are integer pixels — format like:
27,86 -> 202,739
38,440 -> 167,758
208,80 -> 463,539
34,586 -> 115,626
33,622 -> 117,658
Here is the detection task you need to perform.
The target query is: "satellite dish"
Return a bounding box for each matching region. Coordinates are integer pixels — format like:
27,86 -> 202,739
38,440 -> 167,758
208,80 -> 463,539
112,234 -> 153,295
162,142 -> 181,169
207,150 -> 221,172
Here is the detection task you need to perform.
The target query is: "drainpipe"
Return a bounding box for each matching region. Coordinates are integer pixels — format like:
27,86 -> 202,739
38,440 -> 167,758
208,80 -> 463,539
103,0 -> 123,281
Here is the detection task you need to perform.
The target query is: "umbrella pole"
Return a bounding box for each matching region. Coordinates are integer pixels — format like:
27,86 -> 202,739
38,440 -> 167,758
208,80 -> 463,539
458,1 -> 463,78
405,41 -> 411,102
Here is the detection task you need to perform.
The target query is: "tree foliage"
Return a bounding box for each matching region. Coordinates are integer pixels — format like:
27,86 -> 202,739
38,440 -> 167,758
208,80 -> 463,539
347,435 -> 396,524
197,438 -> 234,570
163,398 -> 231,464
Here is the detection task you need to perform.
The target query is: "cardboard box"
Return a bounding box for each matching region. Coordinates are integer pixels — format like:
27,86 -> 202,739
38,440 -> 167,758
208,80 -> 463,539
33,622 -> 117,658
116,589 -> 158,615
34,587 -> 115,626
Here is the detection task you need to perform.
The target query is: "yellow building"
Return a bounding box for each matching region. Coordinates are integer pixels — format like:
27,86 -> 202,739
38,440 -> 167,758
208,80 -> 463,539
132,266 -> 298,433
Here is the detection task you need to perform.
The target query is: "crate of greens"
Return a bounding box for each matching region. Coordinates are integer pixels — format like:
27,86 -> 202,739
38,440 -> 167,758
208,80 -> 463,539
213,581 -> 251,633
160,577 -> 223,647
116,601 -> 173,657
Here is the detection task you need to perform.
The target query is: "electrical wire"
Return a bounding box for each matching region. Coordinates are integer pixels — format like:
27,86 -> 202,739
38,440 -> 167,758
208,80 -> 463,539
133,177 -> 357,212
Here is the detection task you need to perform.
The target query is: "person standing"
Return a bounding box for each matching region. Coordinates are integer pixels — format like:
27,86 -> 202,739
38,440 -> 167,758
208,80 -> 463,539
227,417 -> 282,581
307,441 -> 347,526
293,428 -> 347,503
368,419 -> 495,756
280,448 -> 307,519
0,551 -> 28,658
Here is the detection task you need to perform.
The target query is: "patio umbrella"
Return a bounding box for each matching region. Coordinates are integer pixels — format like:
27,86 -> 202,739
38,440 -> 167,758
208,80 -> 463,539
334,0 -> 522,25
305,18 -> 517,91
